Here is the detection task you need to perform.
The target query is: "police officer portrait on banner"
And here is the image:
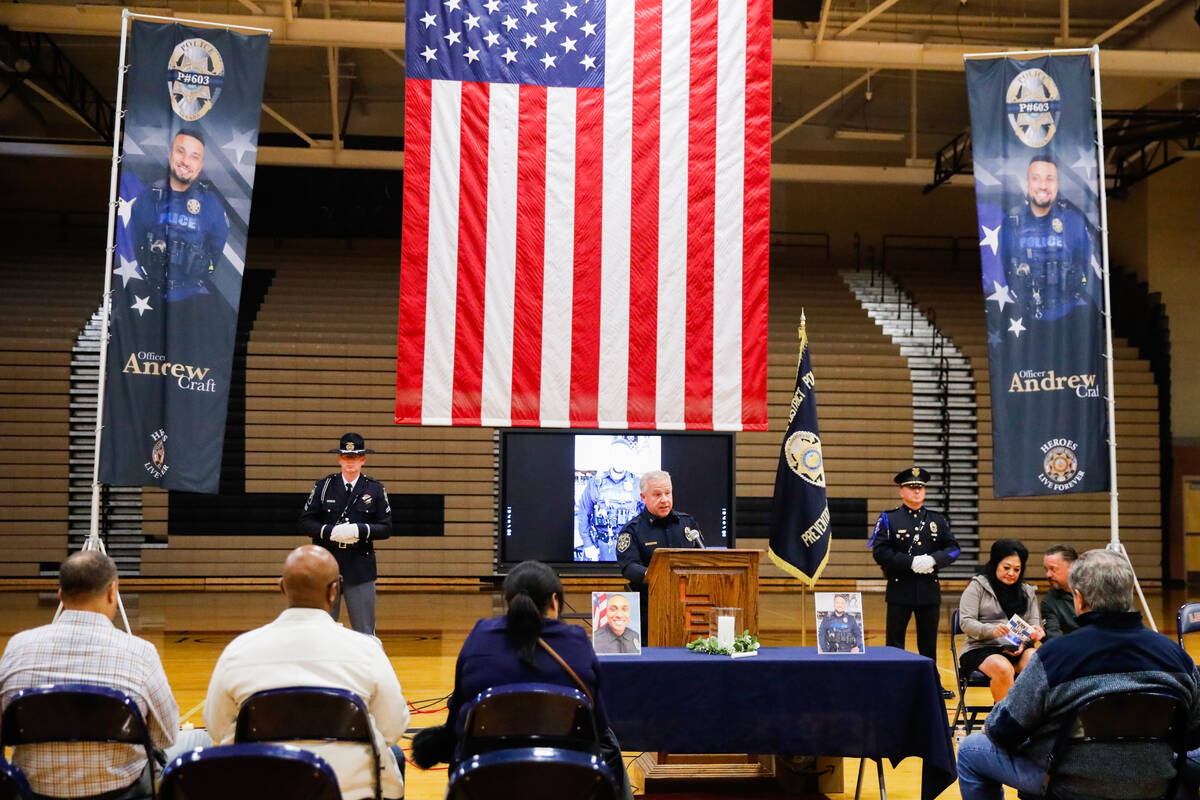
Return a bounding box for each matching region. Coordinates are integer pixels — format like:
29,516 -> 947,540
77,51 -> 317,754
127,128 -> 231,316
299,433 -> 393,636
817,593 -> 864,654
1001,154 -> 1100,326
869,467 -> 960,697
574,437 -> 643,562
616,469 -> 703,636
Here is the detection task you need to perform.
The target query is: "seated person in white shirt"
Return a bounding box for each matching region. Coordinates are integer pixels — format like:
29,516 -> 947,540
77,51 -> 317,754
204,546 -> 410,800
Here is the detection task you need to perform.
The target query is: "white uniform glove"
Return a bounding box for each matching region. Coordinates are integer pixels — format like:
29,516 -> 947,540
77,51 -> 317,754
910,554 -> 936,574
330,522 -> 359,543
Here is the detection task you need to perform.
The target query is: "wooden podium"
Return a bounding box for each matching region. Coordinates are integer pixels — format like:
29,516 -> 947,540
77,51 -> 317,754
636,548 -> 769,789
646,548 -> 760,647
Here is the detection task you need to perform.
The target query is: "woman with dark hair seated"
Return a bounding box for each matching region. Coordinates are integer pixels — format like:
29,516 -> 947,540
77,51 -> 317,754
958,539 -> 1045,702
412,560 -> 631,798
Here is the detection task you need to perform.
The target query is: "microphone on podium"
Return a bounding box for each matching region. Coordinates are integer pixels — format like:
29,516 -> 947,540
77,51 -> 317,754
685,527 -> 706,549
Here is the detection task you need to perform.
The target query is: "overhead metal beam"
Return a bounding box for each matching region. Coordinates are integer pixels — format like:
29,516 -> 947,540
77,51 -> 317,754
771,68 -> 878,145
261,102 -> 318,146
2,5 -> 1200,76
1090,0 -> 1169,45
815,0 -> 834,44
835,0 -> 903,39
0,5 -> 405,49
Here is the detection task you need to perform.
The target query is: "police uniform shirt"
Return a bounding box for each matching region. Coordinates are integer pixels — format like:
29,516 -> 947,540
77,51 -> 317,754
616,508 -> 701,585
128,180 -> 230,302
575,471 -> 642,552
592,625 -> 641,654
817,612 -> 863,653
869,505 -> 959,607
1002,200 -> 1096,321
299,473 -> 393,586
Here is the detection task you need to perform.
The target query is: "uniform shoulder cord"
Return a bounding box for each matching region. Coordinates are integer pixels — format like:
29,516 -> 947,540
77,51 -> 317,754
537,638 -> 594,706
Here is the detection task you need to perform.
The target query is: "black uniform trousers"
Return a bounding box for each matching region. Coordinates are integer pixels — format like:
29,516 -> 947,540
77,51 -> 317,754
885,601 -> 940,663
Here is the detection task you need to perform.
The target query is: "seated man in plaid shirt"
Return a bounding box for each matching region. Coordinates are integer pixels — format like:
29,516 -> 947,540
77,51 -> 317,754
0,551 -> 179,800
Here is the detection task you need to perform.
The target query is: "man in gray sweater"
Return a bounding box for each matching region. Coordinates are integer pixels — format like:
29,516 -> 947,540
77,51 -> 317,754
956,549 -> 1200,800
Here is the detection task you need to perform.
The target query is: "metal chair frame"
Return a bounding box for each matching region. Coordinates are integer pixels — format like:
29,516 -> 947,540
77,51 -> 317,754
949,608 -> 995,734
159,743 -> 341,800
233,685 -> 383,800
446,746 -> 618,800
1042,689 -> 1188,800
0,683 -> 158,800
1177,602 -> 1200,648
460,682 -> 600,759
0,759 -> 31,800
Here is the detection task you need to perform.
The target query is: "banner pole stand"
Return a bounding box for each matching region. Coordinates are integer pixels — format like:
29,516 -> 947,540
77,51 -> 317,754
57,9 -> 134,634
1089,45 -> 1155,631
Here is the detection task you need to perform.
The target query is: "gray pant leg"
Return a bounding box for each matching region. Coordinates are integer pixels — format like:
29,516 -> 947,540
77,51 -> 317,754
343,579 -> 377,635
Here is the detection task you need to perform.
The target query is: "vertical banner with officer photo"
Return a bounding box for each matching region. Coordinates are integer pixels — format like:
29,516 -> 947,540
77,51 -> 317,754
99,19 -> 270,493
965,52 -> 1108,497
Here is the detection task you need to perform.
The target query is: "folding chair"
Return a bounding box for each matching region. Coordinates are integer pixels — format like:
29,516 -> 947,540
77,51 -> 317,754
446,747 -> 618,800
0,760 -> 31,800
460,682 -> 599,758
1042,689 -> 1187,800
234,686 -> 382,800
1177,602 -> 1200,648
159,743 -> 341,800
949,609 -> 994,734
0,684 -> 158,800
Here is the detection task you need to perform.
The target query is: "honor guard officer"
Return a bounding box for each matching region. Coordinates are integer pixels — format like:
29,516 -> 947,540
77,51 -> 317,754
616,470 -> 703,639
127,129 -> 230,307
299,433 -> 392,635
869,467 -> 960,697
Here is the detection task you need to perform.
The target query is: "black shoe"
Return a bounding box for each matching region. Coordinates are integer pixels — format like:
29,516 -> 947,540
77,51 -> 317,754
941,687 -> 956,700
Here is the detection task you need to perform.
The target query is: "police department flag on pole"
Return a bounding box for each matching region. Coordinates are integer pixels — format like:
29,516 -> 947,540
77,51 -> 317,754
98,20 -> 270,493
396,0 -> 772,431
965,52 -> 1108,497
768,315 -> 831,587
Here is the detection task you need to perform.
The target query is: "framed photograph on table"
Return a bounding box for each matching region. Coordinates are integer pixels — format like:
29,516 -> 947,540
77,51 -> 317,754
815,591 -> 865,654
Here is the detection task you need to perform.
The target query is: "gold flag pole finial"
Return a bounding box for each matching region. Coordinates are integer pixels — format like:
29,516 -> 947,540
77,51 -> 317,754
799,308 -> 807,339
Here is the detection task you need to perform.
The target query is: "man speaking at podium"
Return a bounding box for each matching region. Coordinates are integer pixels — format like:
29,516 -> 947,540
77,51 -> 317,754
616,470 -> 703,638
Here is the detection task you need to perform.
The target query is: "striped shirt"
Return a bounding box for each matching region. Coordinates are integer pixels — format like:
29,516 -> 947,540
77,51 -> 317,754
0,610 -> 178,798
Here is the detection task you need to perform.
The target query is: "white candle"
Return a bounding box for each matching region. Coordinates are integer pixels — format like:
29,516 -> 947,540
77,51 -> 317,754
717,615 -> 735,650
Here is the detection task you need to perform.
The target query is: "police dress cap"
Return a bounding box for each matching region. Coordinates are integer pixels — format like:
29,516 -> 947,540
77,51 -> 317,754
894,466 -> 930,487
329,432 -> 375,455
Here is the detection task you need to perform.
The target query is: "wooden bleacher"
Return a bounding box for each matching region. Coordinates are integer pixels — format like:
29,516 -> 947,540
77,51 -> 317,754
0,238 -> 1163,582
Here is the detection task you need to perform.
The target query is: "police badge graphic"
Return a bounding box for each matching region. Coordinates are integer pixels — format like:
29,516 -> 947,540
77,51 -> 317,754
1039,438 -> 1084,490
1006,68 -> 1061,148
145,429 -> 170,478
168,38 -> 225,121
784,430 -> 826,488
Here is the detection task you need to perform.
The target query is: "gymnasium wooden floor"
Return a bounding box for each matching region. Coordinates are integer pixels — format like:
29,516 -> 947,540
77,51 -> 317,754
0,584 -> 1191,799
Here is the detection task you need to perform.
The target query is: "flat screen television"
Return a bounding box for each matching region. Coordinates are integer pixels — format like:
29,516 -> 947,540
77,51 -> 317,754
498,429 -> 735,570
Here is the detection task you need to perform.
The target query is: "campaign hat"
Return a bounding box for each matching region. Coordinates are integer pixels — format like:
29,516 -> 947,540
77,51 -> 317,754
894,466 -> 930,487
329,432 -> 375,455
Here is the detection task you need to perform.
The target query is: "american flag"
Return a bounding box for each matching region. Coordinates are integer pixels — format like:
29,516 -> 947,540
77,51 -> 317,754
397,0 -> 771,430
592,591 -> 608,630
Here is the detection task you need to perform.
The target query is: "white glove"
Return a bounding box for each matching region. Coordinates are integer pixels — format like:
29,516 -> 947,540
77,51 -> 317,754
911,554 -> 936,574
330,523 -> 359,543
582,545 -> 600,561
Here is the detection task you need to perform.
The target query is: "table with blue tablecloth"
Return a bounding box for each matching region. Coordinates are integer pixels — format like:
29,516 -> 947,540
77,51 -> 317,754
601,646 -> 956,799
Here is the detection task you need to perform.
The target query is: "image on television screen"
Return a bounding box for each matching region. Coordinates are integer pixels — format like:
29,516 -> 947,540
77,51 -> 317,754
573,435 -> 662,562
499,429 -> 733,568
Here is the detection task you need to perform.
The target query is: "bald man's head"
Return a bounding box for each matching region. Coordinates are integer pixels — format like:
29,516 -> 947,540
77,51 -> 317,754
279,545 -> 341,611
